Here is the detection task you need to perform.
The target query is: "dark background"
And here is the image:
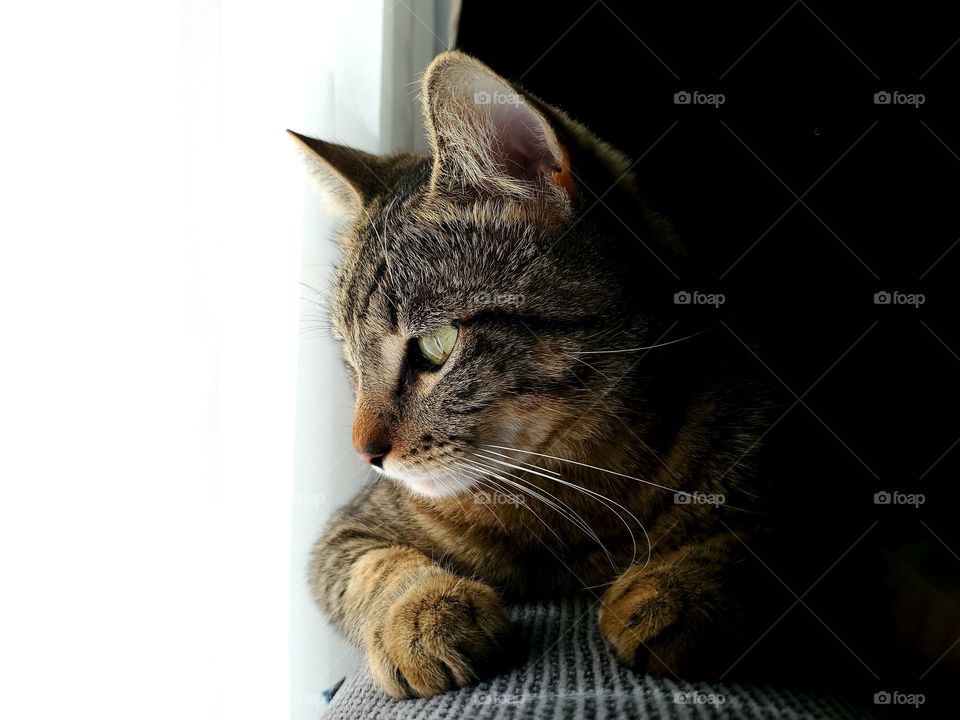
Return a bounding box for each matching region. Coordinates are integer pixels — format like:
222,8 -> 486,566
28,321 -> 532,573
457,0 -> 959,706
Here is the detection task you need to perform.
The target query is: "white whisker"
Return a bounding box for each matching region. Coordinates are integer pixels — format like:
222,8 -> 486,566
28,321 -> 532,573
484,445 -> 680,495
573,329 -> 706,355
449,461 -> 511,532
460,460 -> 576,555
483,445 -> 756,514
466,456 -> 619,569
473,451 -> 647,571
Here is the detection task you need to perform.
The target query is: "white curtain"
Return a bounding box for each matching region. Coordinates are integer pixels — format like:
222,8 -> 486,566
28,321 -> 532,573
0,1 -> 446,719
291,4 -> 444,717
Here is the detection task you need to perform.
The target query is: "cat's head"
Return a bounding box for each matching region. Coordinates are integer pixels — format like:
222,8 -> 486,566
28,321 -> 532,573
291,52 -> 682,499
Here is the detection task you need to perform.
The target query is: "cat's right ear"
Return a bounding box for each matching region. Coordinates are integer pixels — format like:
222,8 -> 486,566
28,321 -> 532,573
286,130 -> 385,223
421,52 -> 574,215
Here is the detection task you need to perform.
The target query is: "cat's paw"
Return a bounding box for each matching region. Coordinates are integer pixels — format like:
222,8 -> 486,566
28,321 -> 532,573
366,573 -> 512,698
598,571 -> 688,676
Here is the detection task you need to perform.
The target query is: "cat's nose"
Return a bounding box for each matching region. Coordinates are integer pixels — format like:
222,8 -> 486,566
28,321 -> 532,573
357,443 -> 391,467
353,397 -> 391,467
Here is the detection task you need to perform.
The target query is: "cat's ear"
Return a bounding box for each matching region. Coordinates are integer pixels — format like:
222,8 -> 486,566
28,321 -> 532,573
422,52 -> 575,209
286,130 -> 385,222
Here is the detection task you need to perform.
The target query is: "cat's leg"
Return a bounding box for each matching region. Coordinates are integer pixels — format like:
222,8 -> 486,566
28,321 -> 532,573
310,505 -> 511,698
598,533 -> 741,676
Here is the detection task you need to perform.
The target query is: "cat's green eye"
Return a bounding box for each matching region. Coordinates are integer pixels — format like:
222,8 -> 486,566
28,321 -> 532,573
416,324 -> 459,367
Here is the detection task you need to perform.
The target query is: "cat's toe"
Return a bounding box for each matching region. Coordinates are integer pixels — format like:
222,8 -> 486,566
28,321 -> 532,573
367,574 -> 511,698
598,577 -> 684,674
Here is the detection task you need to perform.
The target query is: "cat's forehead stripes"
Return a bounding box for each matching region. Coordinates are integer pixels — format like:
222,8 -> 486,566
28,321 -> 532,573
338,201 -> 536,336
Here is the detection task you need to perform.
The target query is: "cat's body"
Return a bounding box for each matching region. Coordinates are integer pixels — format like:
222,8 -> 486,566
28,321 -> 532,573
294,51 -> 774,698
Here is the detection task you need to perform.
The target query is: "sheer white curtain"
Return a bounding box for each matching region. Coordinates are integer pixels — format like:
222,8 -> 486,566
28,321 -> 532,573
291,3 -> 443,717
0,1 -> 446,719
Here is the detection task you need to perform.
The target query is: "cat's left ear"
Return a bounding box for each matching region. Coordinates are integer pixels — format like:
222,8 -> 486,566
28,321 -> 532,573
286,131 -> 385,225
422,52 -> 575,212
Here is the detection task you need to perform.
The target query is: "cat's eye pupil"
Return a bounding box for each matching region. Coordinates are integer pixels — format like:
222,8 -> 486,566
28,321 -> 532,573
415,324 -> 459,369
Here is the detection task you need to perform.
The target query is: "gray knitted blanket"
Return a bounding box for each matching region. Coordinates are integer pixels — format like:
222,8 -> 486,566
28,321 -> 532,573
324,596 -> 878,719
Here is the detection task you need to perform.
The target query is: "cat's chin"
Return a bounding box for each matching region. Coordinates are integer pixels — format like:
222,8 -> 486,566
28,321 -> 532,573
380,465 -> 476,500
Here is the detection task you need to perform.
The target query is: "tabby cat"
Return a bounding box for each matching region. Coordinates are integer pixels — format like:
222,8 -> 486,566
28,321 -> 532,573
291,51 -> 770,699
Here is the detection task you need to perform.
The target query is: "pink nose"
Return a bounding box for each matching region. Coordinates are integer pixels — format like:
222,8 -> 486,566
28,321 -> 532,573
356,444 -> 390,467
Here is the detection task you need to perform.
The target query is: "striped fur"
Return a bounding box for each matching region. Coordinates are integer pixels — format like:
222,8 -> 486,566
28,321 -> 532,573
295,51 -> 772,698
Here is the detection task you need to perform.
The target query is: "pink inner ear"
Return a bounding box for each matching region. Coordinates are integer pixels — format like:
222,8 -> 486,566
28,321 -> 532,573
488,101 -> 563,182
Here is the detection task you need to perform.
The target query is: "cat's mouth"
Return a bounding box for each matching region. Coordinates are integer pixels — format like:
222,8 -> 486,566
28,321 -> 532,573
378,459 -> 479,500
374,412 -> 560,500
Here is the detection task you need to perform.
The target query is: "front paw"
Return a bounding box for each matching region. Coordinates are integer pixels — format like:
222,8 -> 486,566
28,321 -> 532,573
366,573 -> 512,698
598,572 -> 687,675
